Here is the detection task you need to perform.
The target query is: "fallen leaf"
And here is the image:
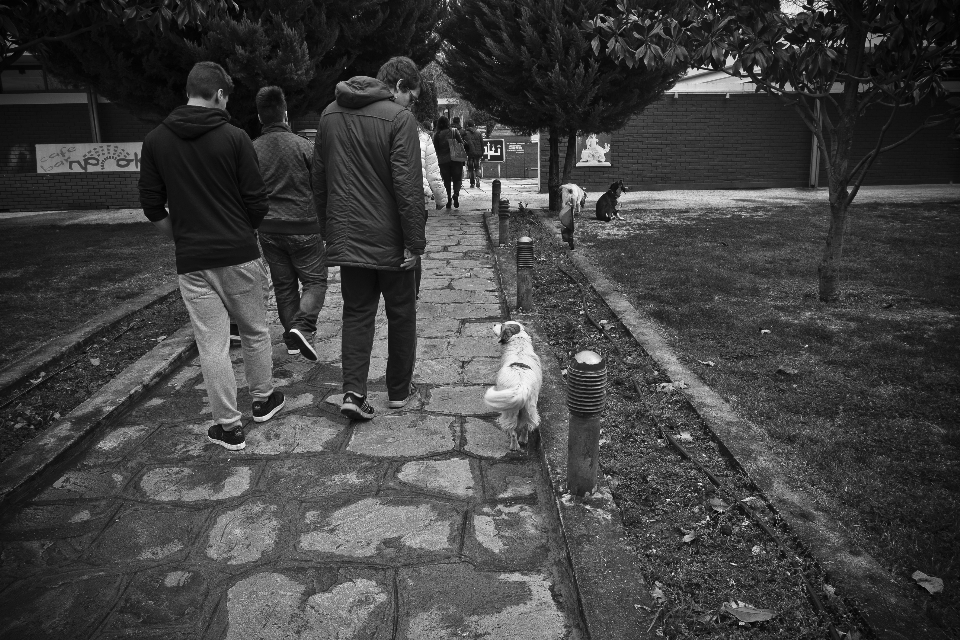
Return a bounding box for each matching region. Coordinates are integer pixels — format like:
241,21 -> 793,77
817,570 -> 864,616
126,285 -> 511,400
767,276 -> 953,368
752,545 -> 762,555
842,630 -> 862,640
697,359 -> 716,367
721,601 -> 776,623
156,335 -> 167,342
697,613 -> 716,624
740,496 -> 762,507
651,583 -> 666,604
776,366 -> 798,376
912,571 -> 944,594
708,498 -> 730,512
678,431 -> 693,443
52,412 -> 60,420
89,357 -> 100,366
682,532 -> 697,544
760,329 -> 771,334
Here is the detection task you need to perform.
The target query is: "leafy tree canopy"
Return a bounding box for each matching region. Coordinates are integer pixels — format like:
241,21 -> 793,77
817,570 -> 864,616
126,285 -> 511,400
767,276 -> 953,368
19,0 -> 444,129
1,0 -> 236,70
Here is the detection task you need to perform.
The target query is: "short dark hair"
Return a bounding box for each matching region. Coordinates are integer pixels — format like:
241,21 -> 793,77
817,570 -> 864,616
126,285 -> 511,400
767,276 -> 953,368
186,61 -> 233,100
452,116 -> 461,125
376,56 -> 422,93
436,115 -> 449,130
466,120 -> 475,127
256,86 -> 286,125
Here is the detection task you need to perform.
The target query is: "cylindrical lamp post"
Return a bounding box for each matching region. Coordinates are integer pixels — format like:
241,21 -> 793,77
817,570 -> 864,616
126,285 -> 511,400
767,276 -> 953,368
516,237 -> 534,311
566,351 -> 607,496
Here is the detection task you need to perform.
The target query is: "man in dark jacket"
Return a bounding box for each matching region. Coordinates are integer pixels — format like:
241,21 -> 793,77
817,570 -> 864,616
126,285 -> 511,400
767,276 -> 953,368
253,86 -> 326,362
139,62 -> 285,451
462,120 -> 485,189
312,56 -> 426,421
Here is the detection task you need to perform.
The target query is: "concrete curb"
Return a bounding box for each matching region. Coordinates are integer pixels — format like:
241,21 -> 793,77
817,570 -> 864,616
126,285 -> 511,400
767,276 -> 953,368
0,323 -> 196,509
0,279 -> 179,399
483,209 -> 658,640
538,211 -> 947,640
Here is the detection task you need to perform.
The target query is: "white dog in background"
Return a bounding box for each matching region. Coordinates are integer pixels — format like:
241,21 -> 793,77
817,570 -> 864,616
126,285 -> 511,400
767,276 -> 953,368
483,321 -> 543,451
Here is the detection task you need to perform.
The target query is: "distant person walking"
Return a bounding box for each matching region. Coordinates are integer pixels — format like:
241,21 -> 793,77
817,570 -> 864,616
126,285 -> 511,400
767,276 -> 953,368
138,61 -> 285,451
434,115 -> 465,209
462,119 -> 485,189
312,56 -> 426,421
252,86 -> 327,362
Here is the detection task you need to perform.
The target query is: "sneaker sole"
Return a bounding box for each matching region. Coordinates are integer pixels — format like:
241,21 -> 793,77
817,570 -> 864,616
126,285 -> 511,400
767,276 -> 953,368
289,328 -> 318,361
341,402 -> 374,421
388,397 -> 413,409
253,397 -> 285,423
207,435 -> 246,451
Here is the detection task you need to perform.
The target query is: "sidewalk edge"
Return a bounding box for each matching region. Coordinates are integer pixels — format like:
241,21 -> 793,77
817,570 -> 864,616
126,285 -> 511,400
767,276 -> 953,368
0,280 -> 180,398
0,323 -> 196,509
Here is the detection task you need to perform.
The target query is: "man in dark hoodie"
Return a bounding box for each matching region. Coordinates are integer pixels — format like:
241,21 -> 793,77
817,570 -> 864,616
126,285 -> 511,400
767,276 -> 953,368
313,56 -> 426,422
253,86 -> 326,363
139,62 -> 285,451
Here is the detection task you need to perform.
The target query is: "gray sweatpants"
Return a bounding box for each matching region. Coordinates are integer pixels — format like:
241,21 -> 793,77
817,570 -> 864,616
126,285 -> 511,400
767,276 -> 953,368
178,259 -> 274,425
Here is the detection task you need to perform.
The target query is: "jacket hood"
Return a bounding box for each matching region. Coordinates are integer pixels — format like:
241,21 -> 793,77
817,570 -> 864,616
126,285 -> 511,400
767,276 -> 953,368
335,77 -> 395,109
163,105 -> 230,140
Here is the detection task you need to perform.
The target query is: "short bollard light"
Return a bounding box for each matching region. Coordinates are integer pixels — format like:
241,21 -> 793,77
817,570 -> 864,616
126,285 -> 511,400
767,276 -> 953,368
566,350 -> 607,497
516,237 -> 534,311
492,179 -> 502,217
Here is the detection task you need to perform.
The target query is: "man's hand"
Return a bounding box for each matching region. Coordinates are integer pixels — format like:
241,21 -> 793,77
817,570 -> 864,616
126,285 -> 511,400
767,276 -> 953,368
150,214 -> 174,239
401,248 -> 418,270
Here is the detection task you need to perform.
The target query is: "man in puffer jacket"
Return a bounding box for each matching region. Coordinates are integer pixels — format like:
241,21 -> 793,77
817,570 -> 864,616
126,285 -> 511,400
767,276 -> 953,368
312,56 -> 426,421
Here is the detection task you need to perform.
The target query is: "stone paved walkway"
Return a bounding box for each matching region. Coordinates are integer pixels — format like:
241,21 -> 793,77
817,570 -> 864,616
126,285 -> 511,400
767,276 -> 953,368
0,194 -> 581,639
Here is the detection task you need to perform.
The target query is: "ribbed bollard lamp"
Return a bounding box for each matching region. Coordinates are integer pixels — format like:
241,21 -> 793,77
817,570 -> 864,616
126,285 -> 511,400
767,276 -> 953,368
566,350 -> 607,496
516,237 -> 534,311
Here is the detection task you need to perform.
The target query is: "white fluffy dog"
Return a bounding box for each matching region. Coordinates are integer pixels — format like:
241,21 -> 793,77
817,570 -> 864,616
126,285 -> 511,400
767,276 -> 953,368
483,321 -> 543,451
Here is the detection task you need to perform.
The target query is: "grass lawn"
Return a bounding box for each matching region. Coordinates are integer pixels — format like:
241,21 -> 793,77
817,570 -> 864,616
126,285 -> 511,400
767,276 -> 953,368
577,199 -> 960,633
0,222 -> 177,370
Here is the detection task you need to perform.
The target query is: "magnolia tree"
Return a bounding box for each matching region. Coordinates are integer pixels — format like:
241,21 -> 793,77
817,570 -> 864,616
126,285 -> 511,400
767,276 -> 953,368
587,0 -> 960,301
1,0 -> 235,70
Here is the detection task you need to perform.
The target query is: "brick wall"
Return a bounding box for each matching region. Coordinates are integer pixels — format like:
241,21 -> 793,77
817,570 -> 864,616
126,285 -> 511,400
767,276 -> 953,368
0,172 -> 141,211
98,103 -> 158,143
0,103 -> 92,173
0,100 -> 154,211
818,98 -> 960,186
540,93 -> 960,192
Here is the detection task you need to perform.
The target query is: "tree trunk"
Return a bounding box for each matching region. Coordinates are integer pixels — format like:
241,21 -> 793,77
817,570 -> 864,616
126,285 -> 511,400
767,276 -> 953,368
817,193 -> 850,302
548,126 -> 561,211
561,131 -> 577,184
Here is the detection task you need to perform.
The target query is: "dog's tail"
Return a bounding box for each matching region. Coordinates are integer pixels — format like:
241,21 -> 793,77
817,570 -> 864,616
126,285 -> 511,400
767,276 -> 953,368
483,384 -> 525,412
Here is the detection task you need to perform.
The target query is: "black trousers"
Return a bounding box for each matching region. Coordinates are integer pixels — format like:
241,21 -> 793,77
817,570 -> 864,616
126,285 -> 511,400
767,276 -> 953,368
340,266 -> 417,400
438,162 -> 463,203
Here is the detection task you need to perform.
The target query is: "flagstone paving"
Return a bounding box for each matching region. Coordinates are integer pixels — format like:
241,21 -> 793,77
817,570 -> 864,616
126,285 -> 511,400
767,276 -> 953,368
0,199 -> 582,639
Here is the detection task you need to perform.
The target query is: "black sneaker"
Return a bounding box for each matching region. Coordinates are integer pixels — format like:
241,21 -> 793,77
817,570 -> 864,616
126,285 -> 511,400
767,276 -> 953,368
207,424 -> 245,451
453,196 -> 459,209
288,328 -> 318,361
252,391 -> 285,423
341,392 -> 374,421
388,383 -> 419,409
229,323 -> 242,346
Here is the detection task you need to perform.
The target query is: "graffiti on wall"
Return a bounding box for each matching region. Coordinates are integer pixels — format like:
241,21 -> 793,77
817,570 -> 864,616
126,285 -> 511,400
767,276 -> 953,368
36,142 -> 142,173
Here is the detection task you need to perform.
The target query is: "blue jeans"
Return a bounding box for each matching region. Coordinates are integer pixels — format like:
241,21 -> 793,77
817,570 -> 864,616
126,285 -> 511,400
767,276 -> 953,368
178,259 -> 274,425
259,233 -> 328,348
340,266 -> 417,400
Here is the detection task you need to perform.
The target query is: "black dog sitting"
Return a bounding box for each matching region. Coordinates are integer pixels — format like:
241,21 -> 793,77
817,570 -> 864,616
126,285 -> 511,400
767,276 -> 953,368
596,179 -> 628,221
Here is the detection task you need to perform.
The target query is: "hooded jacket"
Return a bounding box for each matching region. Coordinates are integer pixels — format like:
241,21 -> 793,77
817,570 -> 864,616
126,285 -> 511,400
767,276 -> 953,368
312,77 -> 425,270
139,105 -> 268,274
